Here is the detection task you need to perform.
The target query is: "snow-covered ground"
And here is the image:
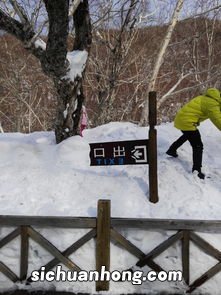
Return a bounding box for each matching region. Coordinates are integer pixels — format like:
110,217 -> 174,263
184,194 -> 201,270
0,120 -> 221,294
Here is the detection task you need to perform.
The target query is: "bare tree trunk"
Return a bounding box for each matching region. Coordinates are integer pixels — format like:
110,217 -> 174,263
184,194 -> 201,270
53,0 -> 92,143
139,0 -> 184,126
0,0 -> 92,143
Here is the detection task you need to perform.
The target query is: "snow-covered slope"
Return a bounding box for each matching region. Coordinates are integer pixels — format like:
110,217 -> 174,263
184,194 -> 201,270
0,121 -> 221,294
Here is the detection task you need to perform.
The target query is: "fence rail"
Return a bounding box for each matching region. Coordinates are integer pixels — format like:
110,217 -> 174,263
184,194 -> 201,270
2,215 -> 221,230
0,200 -> 221,293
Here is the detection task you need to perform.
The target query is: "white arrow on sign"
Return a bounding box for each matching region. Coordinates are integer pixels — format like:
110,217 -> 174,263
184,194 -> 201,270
131,145 -> 147,163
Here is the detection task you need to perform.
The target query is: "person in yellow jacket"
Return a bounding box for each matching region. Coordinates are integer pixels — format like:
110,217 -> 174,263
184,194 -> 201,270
166,88 -> 221,179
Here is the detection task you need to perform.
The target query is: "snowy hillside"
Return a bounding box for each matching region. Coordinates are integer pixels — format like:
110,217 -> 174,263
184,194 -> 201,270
0,121 -> 221,294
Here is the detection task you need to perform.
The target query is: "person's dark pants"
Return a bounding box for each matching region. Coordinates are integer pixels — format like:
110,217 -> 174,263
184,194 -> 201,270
168,130 -> 203,171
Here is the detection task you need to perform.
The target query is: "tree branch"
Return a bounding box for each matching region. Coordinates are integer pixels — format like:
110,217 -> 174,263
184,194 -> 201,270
181,4 -> 221,23
69,0 -> 82,18
73,0 -> 92,51
0,8 -> 34,42
157,72 -> 191,108
9,0 -> 30,25
0,8 -> 46,62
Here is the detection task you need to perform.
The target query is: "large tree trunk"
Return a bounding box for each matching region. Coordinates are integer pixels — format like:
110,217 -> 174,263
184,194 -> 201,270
53,0 -> 92,143
0,0 -> 92,143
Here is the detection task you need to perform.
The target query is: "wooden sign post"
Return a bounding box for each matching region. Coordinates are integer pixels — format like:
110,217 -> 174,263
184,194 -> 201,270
148,91 -> 159,203
89,91 -> 159,204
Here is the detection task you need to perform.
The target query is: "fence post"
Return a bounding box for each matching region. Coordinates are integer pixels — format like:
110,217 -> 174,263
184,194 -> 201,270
148,91 -> 159,203
182,230 -> 190,285
20,225 -> 29,281
96,199 -> 111,291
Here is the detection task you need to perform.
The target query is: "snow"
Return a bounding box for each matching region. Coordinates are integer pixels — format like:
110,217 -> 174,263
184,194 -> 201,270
32,43 -> 88,82
63,50 -> 88,82
34,38 -> 46,51
63,103 -> 69,119
0,120 -> 221,294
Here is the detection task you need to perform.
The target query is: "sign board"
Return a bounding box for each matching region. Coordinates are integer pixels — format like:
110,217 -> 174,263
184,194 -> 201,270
89,139 -> 148,166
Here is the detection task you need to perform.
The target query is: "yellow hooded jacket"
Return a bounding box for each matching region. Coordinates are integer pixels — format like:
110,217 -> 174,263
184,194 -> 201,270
174,88 -> 221,131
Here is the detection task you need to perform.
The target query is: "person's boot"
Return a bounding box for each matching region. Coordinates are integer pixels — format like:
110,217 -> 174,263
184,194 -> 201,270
192,145 -> 204,179
166,147 -> 178,157
192,169 -> 205,179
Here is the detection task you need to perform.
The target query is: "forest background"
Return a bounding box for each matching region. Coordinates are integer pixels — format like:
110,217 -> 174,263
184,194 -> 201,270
0,0 -> 220,135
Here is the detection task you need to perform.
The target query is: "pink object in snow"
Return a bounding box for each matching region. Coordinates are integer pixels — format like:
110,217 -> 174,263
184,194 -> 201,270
80,106 -> 88,136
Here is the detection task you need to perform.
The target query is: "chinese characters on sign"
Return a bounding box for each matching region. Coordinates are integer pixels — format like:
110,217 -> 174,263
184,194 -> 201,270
89,140 -> 149,166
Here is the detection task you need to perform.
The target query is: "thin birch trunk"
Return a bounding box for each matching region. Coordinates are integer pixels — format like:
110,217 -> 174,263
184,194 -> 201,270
139,0 -> 184,126
0,122 -> 4,133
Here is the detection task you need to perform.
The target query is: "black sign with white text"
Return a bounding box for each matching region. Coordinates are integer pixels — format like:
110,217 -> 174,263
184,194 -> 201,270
89,139 -> 149,166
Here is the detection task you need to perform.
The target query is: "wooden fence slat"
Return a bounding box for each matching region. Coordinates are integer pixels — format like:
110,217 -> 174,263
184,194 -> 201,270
111,228 -> 164,273
1,215 -> 221,231
111,228 -> 145,259
20,226 -> 29,281
182,230 -> 190,285
190,231 -> 221,261
27,226 -> 81,271
137,231 -> 183,267
111,218 -> 221,231
0,228 -> 20,249
0,261 -> 19,282
27,229 -> 96,282
0,216 -> 96,228
188,262 -> 221,293
43,228 -> 96,271
2,211 -> 221,293
96,200 -> 111,292
145,259 -> 165,273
